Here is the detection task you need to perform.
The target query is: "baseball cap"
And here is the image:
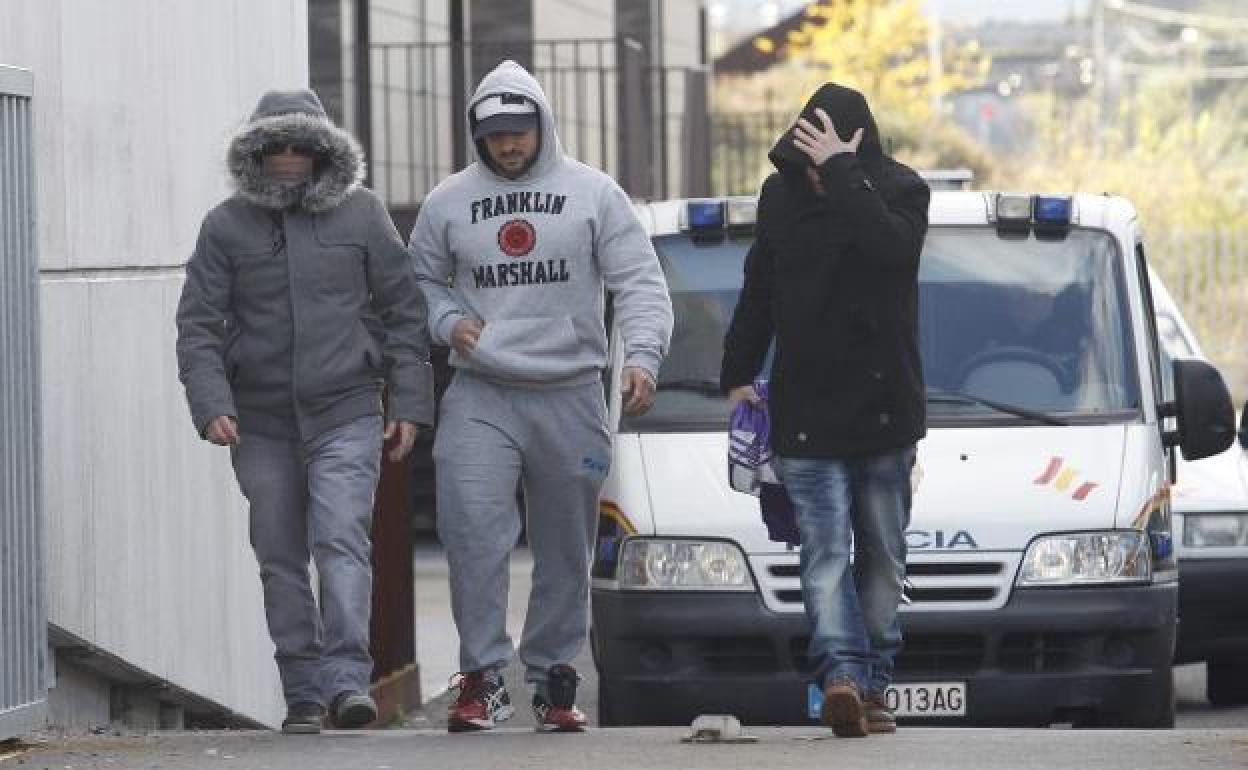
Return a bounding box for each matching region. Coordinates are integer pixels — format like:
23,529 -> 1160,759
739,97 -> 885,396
472,93 -> 538,139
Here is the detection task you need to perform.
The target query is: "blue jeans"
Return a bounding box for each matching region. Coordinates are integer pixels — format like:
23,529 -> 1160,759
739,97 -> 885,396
778,445 -> 915,696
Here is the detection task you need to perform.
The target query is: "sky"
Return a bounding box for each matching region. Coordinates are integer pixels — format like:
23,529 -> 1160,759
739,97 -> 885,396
712,0 -> 1091,33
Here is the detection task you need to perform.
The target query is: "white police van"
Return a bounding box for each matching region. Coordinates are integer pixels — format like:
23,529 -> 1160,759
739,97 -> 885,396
590,190 -> 1236,727
1149,276 -> 1248,706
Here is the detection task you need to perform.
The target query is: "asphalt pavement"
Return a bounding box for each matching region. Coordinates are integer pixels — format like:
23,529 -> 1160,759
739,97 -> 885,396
10,726 -> 1248,770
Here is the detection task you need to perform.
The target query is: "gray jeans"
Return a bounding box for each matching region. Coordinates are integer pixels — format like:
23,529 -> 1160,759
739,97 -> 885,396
231,415 -> 383,707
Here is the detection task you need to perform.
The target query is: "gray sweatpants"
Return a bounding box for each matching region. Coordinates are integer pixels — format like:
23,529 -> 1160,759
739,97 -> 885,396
231,415 -> 383,707
434,372 -> 611,686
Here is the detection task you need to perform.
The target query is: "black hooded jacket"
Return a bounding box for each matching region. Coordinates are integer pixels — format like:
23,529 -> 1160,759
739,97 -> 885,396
720,84 -> 931,458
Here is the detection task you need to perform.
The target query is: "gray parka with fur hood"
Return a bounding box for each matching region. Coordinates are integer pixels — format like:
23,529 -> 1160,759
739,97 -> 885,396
176,89 -> 434,440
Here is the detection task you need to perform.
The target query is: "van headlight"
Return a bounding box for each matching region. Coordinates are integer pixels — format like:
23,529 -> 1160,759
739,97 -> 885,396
617,539 -> 753,590
1016,531 -> 1151,586
1184,513 -> 1248,547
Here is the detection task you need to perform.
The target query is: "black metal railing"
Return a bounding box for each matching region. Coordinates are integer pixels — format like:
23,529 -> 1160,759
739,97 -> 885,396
368,37 -> 710,206
710,108 -> 792,197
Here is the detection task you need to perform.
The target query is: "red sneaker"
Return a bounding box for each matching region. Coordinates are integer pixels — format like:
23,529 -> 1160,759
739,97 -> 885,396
447,671 -> 514,732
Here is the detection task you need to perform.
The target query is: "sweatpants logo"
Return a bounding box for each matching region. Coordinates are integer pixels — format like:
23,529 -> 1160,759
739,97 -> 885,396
581,456 -> 609,478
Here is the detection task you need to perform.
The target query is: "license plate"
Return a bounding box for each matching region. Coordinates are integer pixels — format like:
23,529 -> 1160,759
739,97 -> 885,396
807,682 -> 967,719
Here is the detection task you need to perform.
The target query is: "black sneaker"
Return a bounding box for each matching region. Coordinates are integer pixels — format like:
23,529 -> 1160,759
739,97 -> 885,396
281,702 -> 324,735
532,664 -> 588,732
331,691 -> 378,729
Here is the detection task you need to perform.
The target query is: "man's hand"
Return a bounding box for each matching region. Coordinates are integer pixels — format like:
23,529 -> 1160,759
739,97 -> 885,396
727,385 -> 760,409
792,107 -> 863,167
383,420 -> 419,462
206,415 -> 241,446
451,318 -> 484,356
621,366 -> 657,416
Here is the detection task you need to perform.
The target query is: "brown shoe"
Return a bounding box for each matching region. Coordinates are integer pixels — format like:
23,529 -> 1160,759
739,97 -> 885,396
821,678 -> 868,737
864,693 -> 897,733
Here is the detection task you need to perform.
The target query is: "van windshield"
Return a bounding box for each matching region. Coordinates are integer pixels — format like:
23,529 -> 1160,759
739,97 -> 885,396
620,227 -> 1140,433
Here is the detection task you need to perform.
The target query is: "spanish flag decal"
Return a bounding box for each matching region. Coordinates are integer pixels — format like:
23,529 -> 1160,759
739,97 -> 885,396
1034,456 -> 1099,501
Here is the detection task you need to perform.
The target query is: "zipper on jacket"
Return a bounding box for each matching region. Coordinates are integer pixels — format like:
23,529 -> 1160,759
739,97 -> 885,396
282,210 -> 307,436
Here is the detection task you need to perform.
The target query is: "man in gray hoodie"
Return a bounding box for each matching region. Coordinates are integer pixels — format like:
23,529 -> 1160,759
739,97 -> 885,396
410,61 -> 672,733
176,89 -> 434,734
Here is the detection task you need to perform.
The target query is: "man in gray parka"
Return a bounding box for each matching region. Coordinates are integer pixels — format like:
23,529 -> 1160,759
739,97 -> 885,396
176,89 -> 434,734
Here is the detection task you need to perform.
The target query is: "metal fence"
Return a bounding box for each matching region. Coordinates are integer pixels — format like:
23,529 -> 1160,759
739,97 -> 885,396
0,64 -> 47,740
711,109 -> 790,197
368,37 -> 709,206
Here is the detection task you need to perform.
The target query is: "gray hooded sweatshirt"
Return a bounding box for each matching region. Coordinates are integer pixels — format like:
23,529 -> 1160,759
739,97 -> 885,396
409,61 -> 672,387
176,89 -> 434,440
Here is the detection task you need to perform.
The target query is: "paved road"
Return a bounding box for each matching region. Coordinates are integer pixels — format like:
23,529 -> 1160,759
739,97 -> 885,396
11,726 -> 1248,770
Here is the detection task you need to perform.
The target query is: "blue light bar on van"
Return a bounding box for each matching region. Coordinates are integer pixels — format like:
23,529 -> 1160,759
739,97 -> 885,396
1033,195 -> 1073,225
685,201 -> 725,230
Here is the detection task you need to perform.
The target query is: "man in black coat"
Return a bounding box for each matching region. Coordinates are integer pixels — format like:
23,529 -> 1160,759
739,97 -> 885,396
721,83 -> 930,737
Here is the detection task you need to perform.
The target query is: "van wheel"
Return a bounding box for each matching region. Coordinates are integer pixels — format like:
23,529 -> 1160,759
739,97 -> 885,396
1207,659 -> 1248,706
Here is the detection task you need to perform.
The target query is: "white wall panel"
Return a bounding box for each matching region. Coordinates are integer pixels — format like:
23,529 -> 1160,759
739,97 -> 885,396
533,0 -> 614,40
38,280 -> 95,642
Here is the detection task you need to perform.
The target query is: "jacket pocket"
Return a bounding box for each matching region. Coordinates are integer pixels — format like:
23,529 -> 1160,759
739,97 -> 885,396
359,321 -> 384,371
311,218 -> 367,293
468,316 -> 582,382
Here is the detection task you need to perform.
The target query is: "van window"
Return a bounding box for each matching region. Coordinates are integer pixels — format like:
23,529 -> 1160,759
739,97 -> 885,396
620,233 -> 755,433
622,227 -> 1140,433
1155,312 -> 1194,401
922,227 -> 1140,422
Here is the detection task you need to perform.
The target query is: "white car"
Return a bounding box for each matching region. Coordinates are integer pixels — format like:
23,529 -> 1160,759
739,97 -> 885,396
1150,276 -> 1248,706
589,191 -> 1236,728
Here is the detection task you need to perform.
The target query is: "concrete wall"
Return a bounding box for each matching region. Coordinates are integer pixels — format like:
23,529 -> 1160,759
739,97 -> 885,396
533,0 -> 614,39
1,0 -> 310,728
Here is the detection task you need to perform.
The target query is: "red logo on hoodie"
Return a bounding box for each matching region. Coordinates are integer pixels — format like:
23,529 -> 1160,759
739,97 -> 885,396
498,219 -> 536,257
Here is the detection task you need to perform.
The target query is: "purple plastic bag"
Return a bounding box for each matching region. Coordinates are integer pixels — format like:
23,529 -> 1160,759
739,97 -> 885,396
728,381 -> 799,546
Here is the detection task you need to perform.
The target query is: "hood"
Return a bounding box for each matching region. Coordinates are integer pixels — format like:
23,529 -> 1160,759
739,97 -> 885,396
1172,445 -> 1248,514
910,427 -> 1129,551
638,426 -> 1131,554
467,60 -> 562,182
768,82 -> 885,192
226,89 -> 364,212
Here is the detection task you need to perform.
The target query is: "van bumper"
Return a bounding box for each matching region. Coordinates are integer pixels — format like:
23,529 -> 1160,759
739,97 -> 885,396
1176,556 -> 1248,663
592,581 -> 1176,726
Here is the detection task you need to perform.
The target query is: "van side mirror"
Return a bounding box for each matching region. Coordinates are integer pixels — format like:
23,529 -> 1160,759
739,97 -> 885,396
1162,358 -> 1235,461
1239,401 -> 1248,451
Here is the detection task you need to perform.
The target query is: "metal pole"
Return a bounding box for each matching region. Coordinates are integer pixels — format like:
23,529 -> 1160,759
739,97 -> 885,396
927,0 -> 943,119
450,0 -> 467,171
354,0 -> 374,188
1093,0 -> 1105,158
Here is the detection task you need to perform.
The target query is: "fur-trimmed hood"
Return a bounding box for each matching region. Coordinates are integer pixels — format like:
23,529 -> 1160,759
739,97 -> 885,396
226,89 -> 364,212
